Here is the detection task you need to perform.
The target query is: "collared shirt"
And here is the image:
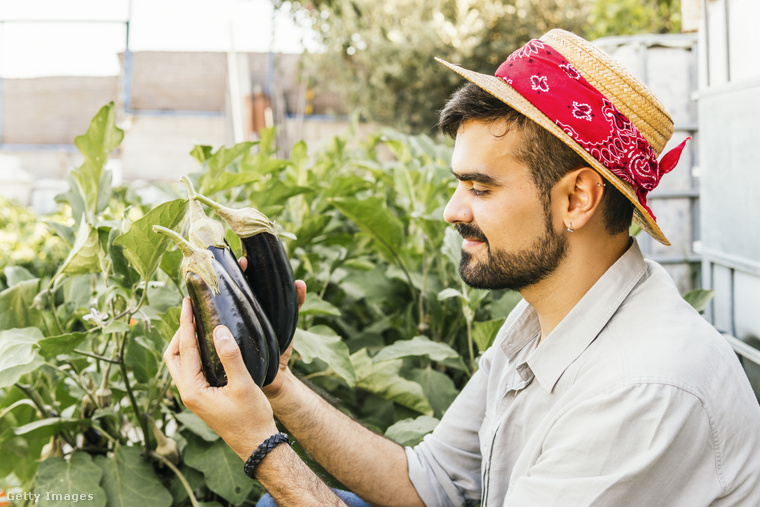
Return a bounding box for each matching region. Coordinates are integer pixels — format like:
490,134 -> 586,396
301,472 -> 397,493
406,240 -> 760,506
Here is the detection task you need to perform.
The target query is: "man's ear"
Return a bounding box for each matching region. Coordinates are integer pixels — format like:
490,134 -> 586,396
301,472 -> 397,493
552,167 -> 605,231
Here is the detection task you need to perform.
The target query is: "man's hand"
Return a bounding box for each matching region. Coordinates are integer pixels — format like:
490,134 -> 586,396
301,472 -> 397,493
164,297 -> 279,461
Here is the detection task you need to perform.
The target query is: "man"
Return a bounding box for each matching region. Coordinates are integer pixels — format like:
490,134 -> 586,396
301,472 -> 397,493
164,29 -> 760,506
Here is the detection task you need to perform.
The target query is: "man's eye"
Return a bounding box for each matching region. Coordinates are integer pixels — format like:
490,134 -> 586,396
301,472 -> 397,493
470,188 -> 490,197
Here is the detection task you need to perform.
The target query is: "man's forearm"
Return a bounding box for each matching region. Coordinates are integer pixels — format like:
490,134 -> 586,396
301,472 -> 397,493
267,370 -> 425,507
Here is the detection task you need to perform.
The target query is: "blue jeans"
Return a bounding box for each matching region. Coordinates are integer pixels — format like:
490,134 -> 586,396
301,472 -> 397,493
255,489 -> 371,507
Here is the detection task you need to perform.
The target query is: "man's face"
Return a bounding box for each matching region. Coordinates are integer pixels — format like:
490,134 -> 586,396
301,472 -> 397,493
443,120 -> 568,291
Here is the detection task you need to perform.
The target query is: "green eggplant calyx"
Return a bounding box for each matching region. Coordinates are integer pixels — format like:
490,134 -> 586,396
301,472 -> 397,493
193,193 -> 278,239
152,225 -> 221,295
181,177 -> 227,249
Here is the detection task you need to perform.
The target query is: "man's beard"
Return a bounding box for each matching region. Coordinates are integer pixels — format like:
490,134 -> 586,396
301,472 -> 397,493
456,212 -> 568,291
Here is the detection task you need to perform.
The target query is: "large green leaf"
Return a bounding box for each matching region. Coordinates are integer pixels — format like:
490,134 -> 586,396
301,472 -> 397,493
472,319 -> 505,353
95,445 -> 173,507
183,434 -> 253,505
373,336 -> 460,363
54,219 -> 104,282
351,349 -> 433,416
13,417 -> 89,439
299,293 -> 341,317
72,102 -> 123,217
3,266 -> 35,287
0,327 -> 44,388
37,332 -> 89,358
408,367 -> 459,418
330,196 -> 404,263
384,415 -> 439,447
293,326 -> 356,387
35,452 -> 107,506
199,171 -> 262,196
683,288 -> 715,314
125,336 -> 159,384
175,410 -> 219,442
0,279 -> 43,330
113,198 -> 188,281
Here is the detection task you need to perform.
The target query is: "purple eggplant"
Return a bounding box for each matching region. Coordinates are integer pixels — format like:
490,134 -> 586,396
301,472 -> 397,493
182,177 -> 280,385
153,225 -> 269,387
191,192 -> 298,353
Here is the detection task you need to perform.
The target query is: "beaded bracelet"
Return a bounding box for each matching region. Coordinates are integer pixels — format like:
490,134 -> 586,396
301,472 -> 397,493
243,432 -> 291,479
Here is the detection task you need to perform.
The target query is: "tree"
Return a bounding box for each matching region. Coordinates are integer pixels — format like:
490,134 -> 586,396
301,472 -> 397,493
282,0 -> 681,133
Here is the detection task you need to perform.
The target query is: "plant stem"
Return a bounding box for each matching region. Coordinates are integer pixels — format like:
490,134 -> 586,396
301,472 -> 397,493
73,349 -> 120,364
47,289 -> 64,335
149,450 -> 200,507
0,399 -> 39,419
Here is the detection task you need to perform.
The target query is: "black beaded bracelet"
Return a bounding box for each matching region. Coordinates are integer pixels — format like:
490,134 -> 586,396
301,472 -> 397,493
243,432 -> 291,479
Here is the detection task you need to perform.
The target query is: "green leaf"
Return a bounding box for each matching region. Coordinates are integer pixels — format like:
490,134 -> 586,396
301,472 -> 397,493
156,307 -> 181,342
95,445 -> 173,507
683,289 -> 715,313
408,367 -> 459,418
351,349 -> 433,416
184,435 -> 253,505
299,293 -> 341,316
72,102 -> 123,217
35,452 -> 107,506
441,227 -> 463,267
3,266 -> 35,287
373,336 -> 460,363
113,198 -> 188,281
0,279 -> 43,330
175,410 -> 219,442
199,171 -> 262,196
190,145 -> 213,163
109,226 -> 141,288
37,332 -> 89,358
384,415 -> 439,447
330,196 -> 404,263
437,288 -> 464,301
293,326 -> 356,387
125,336 -> 159,384
0,327 -> 44,388
54,219 -> 104,282
472,319 -> 505,353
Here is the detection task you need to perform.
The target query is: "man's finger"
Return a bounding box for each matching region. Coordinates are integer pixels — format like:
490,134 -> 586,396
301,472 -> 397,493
296,280 -> 306,309
213,326 -> 254,389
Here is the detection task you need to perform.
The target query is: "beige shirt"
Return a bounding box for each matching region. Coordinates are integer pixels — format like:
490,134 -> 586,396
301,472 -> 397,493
406,240 -> 760,506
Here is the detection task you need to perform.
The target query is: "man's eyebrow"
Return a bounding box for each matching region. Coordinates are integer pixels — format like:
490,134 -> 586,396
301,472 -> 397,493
450,169 -> 500,186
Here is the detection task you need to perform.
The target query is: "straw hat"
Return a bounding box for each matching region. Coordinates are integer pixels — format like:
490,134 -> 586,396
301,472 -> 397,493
436,29 -> 677,245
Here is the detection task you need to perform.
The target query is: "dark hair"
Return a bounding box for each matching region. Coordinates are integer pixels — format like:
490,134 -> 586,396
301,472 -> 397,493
439,83 -> 633,235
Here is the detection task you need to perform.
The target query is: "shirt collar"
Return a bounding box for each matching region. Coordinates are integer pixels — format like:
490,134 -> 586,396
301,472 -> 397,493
518,239 -> 648,393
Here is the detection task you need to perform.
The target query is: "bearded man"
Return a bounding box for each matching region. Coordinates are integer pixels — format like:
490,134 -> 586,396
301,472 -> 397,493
164,29 -> 760,506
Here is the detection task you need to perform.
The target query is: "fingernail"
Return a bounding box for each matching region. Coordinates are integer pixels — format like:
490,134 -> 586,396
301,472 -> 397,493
214,326 -> 232,343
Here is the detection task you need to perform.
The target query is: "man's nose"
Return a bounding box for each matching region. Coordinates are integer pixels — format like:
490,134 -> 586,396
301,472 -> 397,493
443,185 -> 473,224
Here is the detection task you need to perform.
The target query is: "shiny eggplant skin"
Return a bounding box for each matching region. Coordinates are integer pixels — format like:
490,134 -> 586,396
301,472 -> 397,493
241,233 -> 298,352
186,258 -> 269,388
207,244 -> 280,386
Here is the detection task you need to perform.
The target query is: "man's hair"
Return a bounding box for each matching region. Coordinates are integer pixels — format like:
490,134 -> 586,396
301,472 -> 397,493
439,83 -> 633,235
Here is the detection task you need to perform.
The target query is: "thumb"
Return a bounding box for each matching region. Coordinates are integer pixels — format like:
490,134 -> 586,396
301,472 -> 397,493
213,326 -> 253,388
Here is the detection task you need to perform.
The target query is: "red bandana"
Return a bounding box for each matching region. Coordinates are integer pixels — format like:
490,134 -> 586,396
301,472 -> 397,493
495,39 -> 689,219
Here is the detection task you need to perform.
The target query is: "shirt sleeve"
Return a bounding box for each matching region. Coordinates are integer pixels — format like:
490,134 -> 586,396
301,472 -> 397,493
405,346 -> 495,507
505,382 -> 720,506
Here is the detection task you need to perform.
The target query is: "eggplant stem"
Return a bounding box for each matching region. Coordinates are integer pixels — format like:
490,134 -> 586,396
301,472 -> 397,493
152,225 -> 194,256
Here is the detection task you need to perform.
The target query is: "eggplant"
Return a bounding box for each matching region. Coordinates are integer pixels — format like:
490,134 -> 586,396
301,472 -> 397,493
192,192 -> 298,352
152,225 -> 269,387
182,177 -> 280,386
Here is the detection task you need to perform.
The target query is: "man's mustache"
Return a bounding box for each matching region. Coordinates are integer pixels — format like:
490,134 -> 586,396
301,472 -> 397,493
455,223 -> 487,243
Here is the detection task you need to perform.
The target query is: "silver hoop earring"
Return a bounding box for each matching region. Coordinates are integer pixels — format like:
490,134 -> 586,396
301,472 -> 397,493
567,222 -> 574,233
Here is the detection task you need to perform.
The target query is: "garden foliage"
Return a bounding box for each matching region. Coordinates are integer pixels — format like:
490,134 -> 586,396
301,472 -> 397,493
0,103 -> 520,505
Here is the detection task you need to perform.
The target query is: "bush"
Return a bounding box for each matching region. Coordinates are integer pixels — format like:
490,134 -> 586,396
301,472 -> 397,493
0,104 -> 517,504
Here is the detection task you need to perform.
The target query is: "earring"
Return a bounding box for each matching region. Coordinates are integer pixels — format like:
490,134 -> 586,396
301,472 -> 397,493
597,182 -> 606,187
567,222 -> 574,233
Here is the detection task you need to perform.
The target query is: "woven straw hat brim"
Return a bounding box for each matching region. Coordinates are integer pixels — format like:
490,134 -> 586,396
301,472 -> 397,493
435,32 -> 672,245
